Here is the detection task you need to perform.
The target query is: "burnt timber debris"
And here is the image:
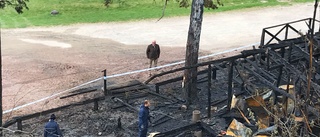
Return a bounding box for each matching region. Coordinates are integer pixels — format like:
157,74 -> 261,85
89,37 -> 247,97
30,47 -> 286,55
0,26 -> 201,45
3,17 -> 320,136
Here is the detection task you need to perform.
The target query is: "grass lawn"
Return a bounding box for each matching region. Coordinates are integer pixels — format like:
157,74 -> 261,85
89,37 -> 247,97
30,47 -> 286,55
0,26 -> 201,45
0,0 -> 315,28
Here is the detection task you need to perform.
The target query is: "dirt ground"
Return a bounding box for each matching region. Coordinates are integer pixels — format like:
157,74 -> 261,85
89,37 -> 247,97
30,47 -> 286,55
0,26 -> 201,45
0,2 -> 317,135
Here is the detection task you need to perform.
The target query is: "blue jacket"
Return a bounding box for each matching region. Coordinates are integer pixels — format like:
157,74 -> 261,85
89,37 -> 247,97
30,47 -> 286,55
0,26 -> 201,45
138,105 -> 150,130
44,120 -> 62,137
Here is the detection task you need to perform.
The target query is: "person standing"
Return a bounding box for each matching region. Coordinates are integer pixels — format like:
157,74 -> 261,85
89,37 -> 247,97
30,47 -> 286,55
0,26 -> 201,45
138,100 -> 151,137
146,40 -> 160,68
44,114 -> 63,137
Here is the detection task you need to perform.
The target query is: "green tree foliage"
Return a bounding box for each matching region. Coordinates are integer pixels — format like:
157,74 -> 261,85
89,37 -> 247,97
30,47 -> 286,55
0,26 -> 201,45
177,0 -> 223,9
0,0 -> 29,14
104,0 -> 223,9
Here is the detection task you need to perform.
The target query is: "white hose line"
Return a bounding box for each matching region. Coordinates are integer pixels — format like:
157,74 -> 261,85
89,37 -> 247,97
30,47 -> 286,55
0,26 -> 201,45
3,42 -> 259,114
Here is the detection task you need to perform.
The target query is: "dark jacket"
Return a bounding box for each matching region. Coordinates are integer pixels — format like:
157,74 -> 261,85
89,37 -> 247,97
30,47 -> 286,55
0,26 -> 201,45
138,105 -> 150,131
44,120 -> 62,137
146,44 -> 160,60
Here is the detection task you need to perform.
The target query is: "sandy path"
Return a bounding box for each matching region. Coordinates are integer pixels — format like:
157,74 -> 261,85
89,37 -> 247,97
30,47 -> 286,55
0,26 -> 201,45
1,2 -> 318,117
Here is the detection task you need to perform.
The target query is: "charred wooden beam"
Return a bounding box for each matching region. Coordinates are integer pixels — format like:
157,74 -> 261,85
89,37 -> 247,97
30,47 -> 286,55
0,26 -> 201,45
215,64 -> 255,94
154,73 -> 210,93
269,50 -> 320,94
265,25 -> 287,45
263,18 -> 314,30
2,119 -> 17,128
211,97 -> 227,106
286,24 -> 305,37
152,116 -> 172,127
280,37 -> 305,45
234,65 -> 245,90
263,43 -> 288,50
112,97 -> 139,112
167,92 -> 186,103
287,43 -> 293,62
60,89 -> 97,99
245,58 -> 277,82
261,18 -> 314,47
152,115 -> 167,124
145,49 -> 265,84
285,24 -> 289,39
268,64 -> 284,71
125,93 -> 148,100
111,102 -> 134,109
110,85 -> 147,95
147,90 -> 173,101
243,63 -> 295,99
227,61 -> 234,111
111,90 -> 147,99
93,98 -> 99,111
155,68 -> 209,87
208,65 -> 212,118
3,96 -> 106,128
16,118 -> 22,131
212,67 -> 217,80
240,49 -> 265,57
214,65 -> 225,72
265,30 -> 282,45
273,48 -> 286,104
261,29 -> 266,47
292,45 -> 320,73
108,80 -> 142,91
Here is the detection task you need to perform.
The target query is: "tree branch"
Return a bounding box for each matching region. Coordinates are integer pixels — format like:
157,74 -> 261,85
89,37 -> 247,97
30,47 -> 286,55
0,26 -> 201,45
156,0 -> 169,22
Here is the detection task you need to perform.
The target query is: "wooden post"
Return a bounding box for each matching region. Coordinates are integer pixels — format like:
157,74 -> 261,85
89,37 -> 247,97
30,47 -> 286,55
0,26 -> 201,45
285,24 -> 289,40
284,73 -> 291,116
207,65 -> 212,118
308,18 -> 312,35
288,44 -> 293,62
16,118 -> 22,131
102,69 -> 107,96
227,61 -> 234,111
267,49 -> 270,70
117,117 -> 122,129
156,84 -> 160,93
192,110 -> 201,123
94,99 -> 99,111
274,48 -> 285,104
260,29 -> 265,47
212,67 -> 217,80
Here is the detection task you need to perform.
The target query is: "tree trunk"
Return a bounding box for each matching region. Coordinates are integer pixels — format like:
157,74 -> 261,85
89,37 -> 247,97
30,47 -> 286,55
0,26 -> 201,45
0,24 -> 3,136
183,0 -> 204,105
